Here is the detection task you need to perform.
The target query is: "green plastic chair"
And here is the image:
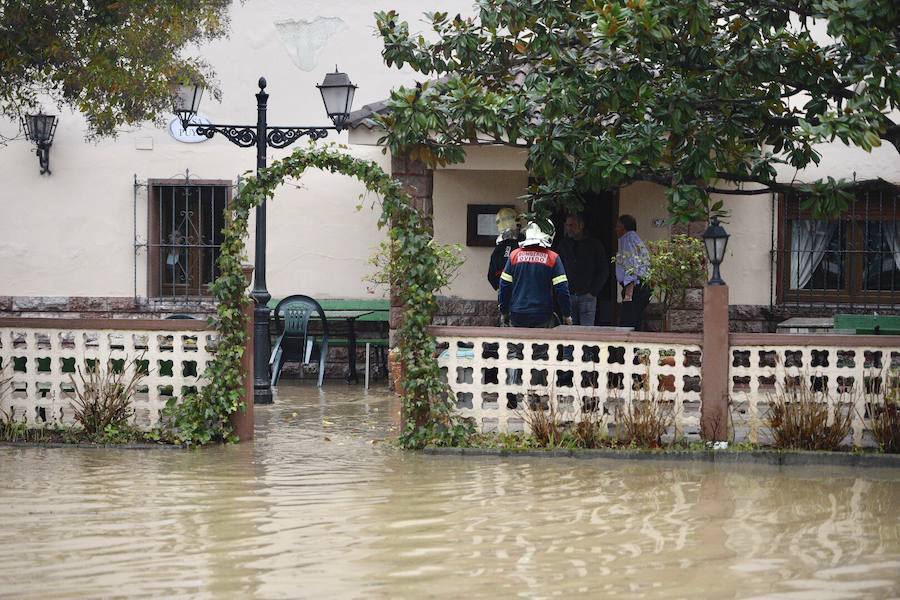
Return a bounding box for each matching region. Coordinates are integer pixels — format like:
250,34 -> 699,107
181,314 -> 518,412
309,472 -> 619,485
270,295 -> 329,387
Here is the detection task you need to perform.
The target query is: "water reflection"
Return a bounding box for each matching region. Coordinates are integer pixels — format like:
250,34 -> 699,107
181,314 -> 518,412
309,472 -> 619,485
1,381 -> 898,599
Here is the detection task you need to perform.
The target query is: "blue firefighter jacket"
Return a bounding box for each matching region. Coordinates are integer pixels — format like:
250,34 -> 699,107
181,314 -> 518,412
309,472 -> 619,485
499,246 -> 572,320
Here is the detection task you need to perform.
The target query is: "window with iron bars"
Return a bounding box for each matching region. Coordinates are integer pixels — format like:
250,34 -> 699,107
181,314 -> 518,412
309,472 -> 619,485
148,180 -> 231,298
775,184 -> 900,308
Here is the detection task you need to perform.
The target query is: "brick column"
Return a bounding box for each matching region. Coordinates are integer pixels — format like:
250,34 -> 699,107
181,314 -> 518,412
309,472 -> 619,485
700,284 -> 729,441
389,155 -> 434,348
230,264 -> 255,441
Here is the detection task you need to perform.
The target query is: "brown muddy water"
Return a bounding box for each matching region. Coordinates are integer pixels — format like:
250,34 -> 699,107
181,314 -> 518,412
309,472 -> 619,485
1,382 -> 899,599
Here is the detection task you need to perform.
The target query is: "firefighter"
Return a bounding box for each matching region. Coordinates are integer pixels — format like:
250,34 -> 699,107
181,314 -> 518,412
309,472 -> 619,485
498,220 -> 573,328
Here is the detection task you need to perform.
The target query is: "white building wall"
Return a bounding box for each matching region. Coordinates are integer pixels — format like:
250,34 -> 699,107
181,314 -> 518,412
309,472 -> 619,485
2,1 -> 899,308
0,0 -> 477,301
433,169 -> 530,302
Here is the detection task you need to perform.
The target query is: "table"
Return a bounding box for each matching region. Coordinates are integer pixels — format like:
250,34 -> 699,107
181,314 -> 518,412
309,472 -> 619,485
271,309 -> 373,384
304,309 -> 372,384
321,310 -> 372,383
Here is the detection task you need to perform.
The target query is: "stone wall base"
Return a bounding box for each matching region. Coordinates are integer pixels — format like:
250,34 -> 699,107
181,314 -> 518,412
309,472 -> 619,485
5,293 -> 896,347
0,295 -> 216,319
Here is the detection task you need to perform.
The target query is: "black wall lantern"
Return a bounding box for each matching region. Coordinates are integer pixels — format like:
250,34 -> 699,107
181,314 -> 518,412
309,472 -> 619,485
22,113 -> 58,175
702,216 -> 730,285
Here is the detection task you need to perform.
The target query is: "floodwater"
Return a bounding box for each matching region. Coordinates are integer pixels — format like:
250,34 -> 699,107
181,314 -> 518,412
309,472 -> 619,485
1,383 -> 899,600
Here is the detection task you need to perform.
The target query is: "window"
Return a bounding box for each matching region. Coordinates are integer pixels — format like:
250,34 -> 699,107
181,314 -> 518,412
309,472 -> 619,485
148,180 -> 231,298
776,185 -> 900,307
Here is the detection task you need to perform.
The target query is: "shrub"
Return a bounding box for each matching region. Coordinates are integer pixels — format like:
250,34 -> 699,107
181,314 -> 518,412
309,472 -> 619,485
69,355 -> 146,439
767,377 -> 852,451
573,409 -> 604,448
519,393 -> 565,446
617,234 -> 706,331
614,394 -> 675,448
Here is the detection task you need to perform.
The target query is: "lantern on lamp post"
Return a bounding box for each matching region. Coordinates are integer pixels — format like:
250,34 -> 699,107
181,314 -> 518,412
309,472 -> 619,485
702,217 -> 730,285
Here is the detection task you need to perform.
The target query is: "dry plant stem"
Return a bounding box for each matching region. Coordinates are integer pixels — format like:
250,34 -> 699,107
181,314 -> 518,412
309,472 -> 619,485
520,393 -> 565,447
767,376 -> 852,451
69,355 -> 146,435
574,406 -> 603,449
614,361 -> 676,448
869,380 -> 900,453
615,394 -> 675,448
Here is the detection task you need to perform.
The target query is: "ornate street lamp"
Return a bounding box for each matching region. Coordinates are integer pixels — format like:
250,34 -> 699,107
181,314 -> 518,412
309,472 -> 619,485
702,216 -> 730,285
317,67 -> 357,130
172,71 -> 356,405
173,83 -> 204,128
22,113 -> 58,175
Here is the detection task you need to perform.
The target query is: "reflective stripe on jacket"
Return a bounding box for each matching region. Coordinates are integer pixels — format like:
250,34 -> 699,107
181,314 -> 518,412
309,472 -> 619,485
498,247 -> 571,318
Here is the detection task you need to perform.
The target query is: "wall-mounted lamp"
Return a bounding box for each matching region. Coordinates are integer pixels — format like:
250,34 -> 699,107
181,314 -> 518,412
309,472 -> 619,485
22,113 -> 58,175
702,216 -> 730,285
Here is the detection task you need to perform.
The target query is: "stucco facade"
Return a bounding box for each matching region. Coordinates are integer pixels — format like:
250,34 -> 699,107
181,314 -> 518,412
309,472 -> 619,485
0,0 -> 476,308
2,1 -> 899,329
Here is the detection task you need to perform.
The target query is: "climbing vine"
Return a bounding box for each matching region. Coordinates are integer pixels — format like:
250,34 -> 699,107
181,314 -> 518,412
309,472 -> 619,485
164,143 -> 470,447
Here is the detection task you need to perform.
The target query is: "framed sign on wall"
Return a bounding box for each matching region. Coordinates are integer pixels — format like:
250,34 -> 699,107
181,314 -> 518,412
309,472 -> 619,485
466,204 -> 516,247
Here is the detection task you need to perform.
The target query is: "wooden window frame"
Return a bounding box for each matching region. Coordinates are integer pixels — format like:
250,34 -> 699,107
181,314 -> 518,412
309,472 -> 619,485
147,179 -> 232,299
775,188 -> 899,306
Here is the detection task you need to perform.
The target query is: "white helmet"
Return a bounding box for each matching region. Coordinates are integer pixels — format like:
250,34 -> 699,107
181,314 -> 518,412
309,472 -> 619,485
520,220 -> 555,248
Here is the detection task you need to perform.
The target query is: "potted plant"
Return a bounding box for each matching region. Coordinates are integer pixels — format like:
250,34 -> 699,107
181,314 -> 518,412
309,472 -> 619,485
621,234 -> 706,332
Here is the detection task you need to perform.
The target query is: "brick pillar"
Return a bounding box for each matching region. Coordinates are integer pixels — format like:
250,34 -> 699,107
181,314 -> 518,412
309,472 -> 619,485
389,155 -> 434,348
665,221 -> 708,332
700,284 -> 729,441
391,154 -> 434,232
230,264 -> 255,442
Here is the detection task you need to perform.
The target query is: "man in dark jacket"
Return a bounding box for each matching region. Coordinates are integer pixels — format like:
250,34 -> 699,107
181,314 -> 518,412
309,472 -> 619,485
499,221 -> 573,328
556,214 -> 608,325
487,208 -> 521,291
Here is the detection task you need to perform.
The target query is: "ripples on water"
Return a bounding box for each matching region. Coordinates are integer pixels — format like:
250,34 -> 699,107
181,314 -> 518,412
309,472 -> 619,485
1,381 -> 899,599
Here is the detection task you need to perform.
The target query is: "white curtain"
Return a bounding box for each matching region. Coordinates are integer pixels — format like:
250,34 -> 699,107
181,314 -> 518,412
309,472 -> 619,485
883,221 -> 900,271
790,220 -> 838,290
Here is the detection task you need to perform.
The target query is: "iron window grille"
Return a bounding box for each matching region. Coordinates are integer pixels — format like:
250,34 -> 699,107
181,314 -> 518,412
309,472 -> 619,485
774,183 -> 900,309
145,178 -> 232,299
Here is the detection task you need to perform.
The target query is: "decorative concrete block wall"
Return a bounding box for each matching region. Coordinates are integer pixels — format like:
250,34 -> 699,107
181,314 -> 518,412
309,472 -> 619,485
433,326 -> 900,446
433,326 -> 704,440
0,318 -> 217,430
729,334 -> 900,447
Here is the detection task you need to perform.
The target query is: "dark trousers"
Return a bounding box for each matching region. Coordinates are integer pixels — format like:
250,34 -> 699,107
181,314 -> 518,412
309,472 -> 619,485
510,313 -> 556,328
618,283 -> 652,330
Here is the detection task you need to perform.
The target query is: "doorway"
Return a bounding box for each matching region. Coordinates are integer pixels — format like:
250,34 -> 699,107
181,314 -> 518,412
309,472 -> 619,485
550,189 -> 619,325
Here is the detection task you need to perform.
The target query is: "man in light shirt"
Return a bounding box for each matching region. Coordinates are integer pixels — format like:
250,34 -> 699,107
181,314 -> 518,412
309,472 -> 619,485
614,214 -> 652,330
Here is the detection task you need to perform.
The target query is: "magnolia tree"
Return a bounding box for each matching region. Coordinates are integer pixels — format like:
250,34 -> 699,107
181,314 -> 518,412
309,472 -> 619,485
1,0 -> 230,140
374,0 -> 899,222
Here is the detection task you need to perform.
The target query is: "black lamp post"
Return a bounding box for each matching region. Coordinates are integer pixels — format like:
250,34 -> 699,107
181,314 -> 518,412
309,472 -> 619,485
173,70 -> 357,405
22,113 -> 58,175
702,216 -> 730,286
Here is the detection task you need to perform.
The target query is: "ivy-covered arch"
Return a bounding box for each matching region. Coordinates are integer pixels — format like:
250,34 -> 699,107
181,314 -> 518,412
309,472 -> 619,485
165,143 -> 469,448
